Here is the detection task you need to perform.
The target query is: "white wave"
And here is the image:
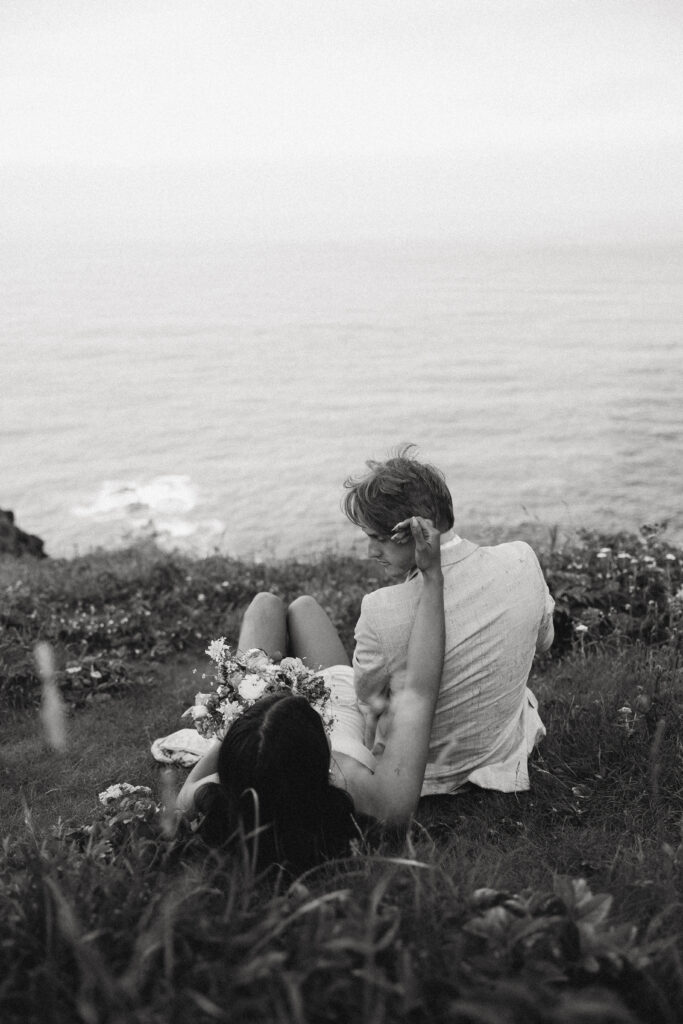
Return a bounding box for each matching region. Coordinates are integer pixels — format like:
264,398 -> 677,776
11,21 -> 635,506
73,475 -> 198,519
71,478 -> 226,554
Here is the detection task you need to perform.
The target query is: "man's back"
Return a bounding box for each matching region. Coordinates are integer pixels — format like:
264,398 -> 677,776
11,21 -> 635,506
353,537 -> 554,793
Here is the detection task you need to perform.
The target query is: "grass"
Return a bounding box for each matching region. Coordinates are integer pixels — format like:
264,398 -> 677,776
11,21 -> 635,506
1,529 -> 683,1023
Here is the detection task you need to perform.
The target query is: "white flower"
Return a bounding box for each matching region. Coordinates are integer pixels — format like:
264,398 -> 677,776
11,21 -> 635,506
99,783 -> 152,805
206,637 -> 228,662
574,623 -> 589,634
242,648 -> 271,671
182,704 -> 210,721
219,700 -> 242,726
280,657 -> 308,682
239,674 -> 270,701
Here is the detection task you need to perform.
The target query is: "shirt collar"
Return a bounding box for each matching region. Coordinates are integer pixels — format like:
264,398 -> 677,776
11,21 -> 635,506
404,529 -> 463,581
440,528 -> 462,551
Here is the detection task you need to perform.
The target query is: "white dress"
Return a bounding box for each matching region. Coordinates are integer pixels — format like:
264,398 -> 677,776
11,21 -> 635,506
323,664 -> 377,771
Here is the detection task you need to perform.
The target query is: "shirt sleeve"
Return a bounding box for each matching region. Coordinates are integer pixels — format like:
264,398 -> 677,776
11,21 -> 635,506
352,595 -> 391,706
530,548 -> 555,652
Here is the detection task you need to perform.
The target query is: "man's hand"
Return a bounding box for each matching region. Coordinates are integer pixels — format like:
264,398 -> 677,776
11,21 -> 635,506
392,516 -> 441,573
360,692 -> 390,749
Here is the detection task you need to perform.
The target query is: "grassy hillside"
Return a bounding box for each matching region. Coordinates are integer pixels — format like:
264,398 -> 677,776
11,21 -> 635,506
1,526 -> 682,1023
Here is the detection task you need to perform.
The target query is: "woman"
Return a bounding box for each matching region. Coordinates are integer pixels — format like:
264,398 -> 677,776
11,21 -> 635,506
177,516 -> 444,872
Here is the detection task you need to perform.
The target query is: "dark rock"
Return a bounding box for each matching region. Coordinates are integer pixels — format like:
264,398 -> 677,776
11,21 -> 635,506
0,509 -> 47,558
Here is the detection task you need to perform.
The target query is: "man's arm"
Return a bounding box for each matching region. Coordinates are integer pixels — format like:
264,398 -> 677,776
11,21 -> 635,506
340,518 -> 445,825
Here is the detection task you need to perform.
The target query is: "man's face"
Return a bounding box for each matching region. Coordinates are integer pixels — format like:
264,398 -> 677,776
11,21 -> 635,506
362,526 -> 416,582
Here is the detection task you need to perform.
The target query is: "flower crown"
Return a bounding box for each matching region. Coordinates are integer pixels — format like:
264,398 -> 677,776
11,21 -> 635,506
183,639 -> 335,741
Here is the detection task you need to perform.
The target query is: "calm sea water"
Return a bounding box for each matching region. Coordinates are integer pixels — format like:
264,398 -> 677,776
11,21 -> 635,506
1,240 -> 682,559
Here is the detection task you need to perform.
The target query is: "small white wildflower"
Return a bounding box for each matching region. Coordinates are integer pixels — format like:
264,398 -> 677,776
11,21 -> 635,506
206,637 -> 228,662
665,554 -> 676,562
219,700 -> 242,726
574,623 -> 589,634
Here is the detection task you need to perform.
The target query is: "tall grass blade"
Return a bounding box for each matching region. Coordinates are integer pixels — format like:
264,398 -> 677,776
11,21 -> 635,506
35,641 -> 67,753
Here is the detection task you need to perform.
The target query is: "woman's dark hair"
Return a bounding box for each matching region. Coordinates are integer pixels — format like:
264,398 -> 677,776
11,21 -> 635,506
342,443 -> 454,537
195,692 -> 358,873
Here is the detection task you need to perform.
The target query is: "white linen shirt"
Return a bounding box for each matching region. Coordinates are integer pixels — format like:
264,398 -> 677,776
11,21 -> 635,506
353,537 -> 555,795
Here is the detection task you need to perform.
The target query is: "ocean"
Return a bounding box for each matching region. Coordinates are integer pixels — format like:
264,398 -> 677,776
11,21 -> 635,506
1,239 -> 682,560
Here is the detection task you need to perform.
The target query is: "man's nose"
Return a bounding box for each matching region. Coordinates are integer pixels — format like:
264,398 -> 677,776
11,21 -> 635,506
367,538 -> 381,558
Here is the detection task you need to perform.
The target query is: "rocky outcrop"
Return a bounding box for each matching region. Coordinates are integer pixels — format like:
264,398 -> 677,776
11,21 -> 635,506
0,510 -> 47,558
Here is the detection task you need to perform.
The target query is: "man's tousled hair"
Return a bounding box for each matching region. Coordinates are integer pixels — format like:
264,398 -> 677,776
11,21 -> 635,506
342,443 -> 454,537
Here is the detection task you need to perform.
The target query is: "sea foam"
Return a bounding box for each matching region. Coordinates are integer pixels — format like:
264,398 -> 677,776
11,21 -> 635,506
73,475 -> 198,520
71,475 -> 226,551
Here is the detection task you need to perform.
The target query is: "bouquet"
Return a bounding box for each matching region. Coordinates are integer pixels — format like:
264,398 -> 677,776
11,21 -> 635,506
183,639 -> 335,741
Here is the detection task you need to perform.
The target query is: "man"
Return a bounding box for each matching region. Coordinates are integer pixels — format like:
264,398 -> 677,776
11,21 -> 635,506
343,445 -> 554,795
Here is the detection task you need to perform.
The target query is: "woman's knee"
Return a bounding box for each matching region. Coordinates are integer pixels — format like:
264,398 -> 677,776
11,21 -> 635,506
287,594 -> 321,618
246,591 -> 286,615
241,591 -> 286,628
238,592 -> 287,658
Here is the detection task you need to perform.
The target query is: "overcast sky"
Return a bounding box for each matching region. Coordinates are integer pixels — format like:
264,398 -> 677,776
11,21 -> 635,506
2,0 -> 682,244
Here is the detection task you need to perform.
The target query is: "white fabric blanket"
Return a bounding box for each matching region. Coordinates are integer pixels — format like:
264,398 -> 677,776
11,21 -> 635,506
150,728 -> 216,768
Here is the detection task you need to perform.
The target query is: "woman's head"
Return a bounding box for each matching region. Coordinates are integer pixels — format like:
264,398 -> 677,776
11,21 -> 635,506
219,691 -> 331,823
196,692 -> 356,872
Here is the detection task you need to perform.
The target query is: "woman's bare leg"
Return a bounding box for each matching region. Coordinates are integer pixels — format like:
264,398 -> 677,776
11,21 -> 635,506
237,592 -> 288,661
287,596 -> 351,670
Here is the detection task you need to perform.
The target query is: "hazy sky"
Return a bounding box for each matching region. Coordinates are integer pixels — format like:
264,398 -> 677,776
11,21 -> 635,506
2,0 -> 682,244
